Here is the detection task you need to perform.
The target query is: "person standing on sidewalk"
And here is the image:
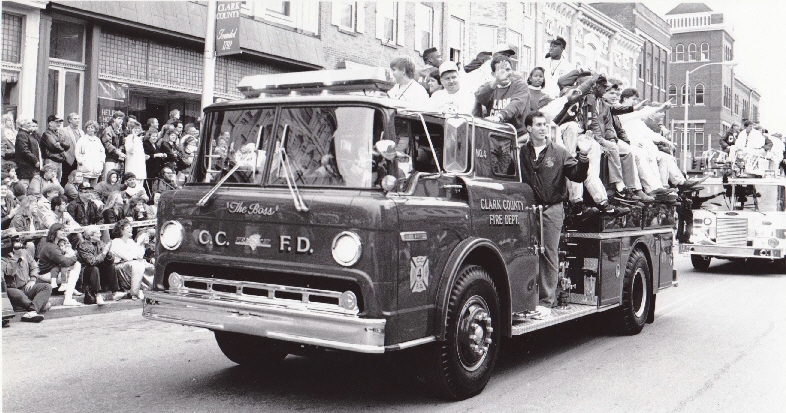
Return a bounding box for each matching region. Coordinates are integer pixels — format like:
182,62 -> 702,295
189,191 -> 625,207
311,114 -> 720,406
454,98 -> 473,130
3,239 -> 52,322
14,118 -> 42,190
40,115 -> 69,182
518,111 -> 589,320
60,113 -> 83,186
101,111 -> 126,181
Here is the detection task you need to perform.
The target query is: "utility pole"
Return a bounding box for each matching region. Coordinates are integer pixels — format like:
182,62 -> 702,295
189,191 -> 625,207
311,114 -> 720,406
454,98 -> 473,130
202,0 -> 217,112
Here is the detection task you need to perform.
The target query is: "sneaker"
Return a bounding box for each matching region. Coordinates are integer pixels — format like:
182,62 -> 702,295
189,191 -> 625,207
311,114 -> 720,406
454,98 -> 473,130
96,295 -> 106,306
634,189 -> 655,202
21,311 -> 44,323
647,188 -> 670,196
678,176 -> 708,190
137,290 -> 145,301
598,201 -> 630,216
50,278 -> 58,288
112,292 -> 127,301
72,290 -> 83,297
58,285 -> 67,292
62,298 -> 84,307
569,201 -> 586,217
41,302 -> 52,313
533,305 -> 552,320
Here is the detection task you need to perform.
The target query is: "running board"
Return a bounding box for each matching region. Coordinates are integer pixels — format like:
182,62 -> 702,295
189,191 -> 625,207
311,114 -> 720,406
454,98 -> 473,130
512,304 -> 608,335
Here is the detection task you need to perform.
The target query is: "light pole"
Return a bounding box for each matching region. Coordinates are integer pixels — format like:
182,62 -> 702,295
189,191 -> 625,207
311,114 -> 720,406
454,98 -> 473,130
682,61 -> 737,171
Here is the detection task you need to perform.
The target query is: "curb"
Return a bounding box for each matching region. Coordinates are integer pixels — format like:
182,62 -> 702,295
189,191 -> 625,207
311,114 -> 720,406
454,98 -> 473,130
10,292 -> 143,321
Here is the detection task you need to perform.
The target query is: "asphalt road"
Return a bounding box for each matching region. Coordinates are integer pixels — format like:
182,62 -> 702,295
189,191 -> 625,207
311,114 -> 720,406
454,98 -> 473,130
3,254 -> 785,413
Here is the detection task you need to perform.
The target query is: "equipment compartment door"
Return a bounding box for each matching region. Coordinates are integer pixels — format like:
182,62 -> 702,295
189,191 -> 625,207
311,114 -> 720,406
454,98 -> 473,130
599,240 -> 623,306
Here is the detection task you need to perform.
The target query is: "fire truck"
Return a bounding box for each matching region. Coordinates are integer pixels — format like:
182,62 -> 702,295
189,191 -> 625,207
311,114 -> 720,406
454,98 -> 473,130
142,68 -> 677,400
679,152 -> 786,272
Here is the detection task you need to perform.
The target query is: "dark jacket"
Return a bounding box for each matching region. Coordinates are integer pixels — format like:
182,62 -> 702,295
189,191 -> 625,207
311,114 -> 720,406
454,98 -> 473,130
101,125 -> 124,162
143,138 -> 161,179
719,130 -> 737,152
574,95 -> 617,141
37,239 -> 77,274
609,104 -> 635,144
67,197 -> 104,226
77,239 -> 112,267
102,208 -> 125,225
157,140 -> 180,165
14,129 -> 41,179
474,77 -> 531,135
552,74 -> 601,126
519,140 -> 588,205
40,128 -> 69,164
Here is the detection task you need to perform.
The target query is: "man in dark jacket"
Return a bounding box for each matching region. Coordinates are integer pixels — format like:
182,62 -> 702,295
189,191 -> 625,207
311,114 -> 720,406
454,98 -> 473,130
101,111 -> 126,181
719,122 -> 741,153
13,118 -> 41,189
40,115 -> 69,181
67,182 -> 104,226
518,111 -> 589,320
77,226 -> 114,305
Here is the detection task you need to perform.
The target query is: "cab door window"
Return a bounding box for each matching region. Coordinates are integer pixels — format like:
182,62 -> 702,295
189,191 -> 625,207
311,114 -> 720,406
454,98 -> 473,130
393,115 -> 444,174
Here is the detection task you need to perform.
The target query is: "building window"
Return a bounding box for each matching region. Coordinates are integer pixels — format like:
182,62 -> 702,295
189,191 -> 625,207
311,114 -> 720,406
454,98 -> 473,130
669,84 -> 677,103
724,45 -> 733,61
742,99 -> 749,118
2,13 -> 23,64
681,84 -> 689,105
687,43 -> 697,61
700,42 -> 710,60
507,29 -> 523,72
638,63 -> 643,80
654,55 -> 660,88
675,44 -> 684,61
723,86 -> 731,109
695,84 -> 705,105
753,105 -> 758,122
332,1 -> 362,32
415,3 -> 434,52
50,19 -> 85,63
267,1 -> 291,17
476,25 -> 497,57
734,94 -> 740,114
693,131 -> 705,158
448,16 -> 465,64
376,1 -> 398,44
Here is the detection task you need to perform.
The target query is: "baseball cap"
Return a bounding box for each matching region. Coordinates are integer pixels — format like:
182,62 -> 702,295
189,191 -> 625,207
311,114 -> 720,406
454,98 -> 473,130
78,181 -> 95,191
492,43 -> 516,55
47,114 -> 64,123
438,61 -> 459,77
549,37 -> 567,48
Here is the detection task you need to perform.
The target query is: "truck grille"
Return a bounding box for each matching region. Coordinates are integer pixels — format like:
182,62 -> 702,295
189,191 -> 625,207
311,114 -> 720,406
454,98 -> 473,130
163,263 -> 364,312
715,217 -> 748,246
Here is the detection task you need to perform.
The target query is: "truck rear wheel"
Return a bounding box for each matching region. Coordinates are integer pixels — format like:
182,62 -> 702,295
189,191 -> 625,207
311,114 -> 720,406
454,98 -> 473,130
691,255 -> 712,271
420,265 -> 501,400
614,249 -> 652,335
214,331 -> 288,367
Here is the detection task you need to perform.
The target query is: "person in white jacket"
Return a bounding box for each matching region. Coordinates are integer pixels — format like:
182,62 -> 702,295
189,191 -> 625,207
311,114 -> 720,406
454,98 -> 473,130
123,119 -> 148,180
75,120 -> 106,185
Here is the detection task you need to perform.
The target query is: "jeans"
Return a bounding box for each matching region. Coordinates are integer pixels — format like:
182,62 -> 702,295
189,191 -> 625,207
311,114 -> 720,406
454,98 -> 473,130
561,123 -> 607,204
538,204 -> 564,308
7,283 -> 52,313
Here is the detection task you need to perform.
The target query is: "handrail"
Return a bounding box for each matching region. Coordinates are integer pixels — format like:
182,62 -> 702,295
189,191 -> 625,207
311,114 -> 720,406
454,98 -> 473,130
1,219 -> 157,241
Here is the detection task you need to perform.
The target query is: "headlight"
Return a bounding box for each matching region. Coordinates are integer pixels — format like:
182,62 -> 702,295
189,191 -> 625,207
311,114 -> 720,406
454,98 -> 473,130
703,218 -> 712,225
332,231 -> 362,266
160,221 -> 184,250
768,238 -> 780,248
168,272 -> 183,290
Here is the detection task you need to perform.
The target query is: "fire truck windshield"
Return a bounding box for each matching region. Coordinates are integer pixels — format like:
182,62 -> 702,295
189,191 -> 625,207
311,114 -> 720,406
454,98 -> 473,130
197,105 -> 389,188
696,183 -> 786,212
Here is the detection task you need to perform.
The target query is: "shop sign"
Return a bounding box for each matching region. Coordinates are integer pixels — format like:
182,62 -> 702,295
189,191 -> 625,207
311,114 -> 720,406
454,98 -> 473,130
98,80 -> 128,127
215,1 -> 242,56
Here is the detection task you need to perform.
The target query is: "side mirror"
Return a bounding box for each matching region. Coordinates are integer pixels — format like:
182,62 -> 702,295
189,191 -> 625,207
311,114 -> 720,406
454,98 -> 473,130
443,117 -> 469,173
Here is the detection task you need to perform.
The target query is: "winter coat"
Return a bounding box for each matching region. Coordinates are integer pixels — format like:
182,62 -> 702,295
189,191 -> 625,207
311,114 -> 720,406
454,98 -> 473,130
14,129 -> 41,179
75,134 -> 106,178
40,128 -> 69,164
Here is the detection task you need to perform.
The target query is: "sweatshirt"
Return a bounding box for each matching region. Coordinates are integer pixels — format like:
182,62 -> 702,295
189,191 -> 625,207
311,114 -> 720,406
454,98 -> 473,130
474,77 -> 531,135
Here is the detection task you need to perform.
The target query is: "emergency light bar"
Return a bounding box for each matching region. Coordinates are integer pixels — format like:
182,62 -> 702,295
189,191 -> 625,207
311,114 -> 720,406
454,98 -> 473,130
237,67 -> 395,98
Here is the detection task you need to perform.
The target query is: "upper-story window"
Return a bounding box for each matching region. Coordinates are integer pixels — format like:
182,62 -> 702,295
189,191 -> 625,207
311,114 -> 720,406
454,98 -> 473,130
687,43 -> 697,61
734,94 -> 740,114
695,84 -> 705,105
415,3 -> 434,52
50,18 -> 85,63
675,44 -> 684,62
375,1 -> 399,44
700,42 -> 710,60
333,1 -> 364,33
242,1 -> 319,34
668,84 -> 678,104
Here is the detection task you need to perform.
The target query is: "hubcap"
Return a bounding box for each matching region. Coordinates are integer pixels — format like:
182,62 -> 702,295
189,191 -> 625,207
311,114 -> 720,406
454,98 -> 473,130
456,295 -> 493,372
632,268 -> 648,318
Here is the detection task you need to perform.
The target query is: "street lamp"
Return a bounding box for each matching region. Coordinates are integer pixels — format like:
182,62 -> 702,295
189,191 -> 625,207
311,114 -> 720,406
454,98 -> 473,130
682,61 -> 737,171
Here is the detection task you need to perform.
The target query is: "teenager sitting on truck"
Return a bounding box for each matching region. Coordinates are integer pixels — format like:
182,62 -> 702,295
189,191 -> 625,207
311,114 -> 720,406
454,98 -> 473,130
474,55 -> 530,136
518,111 -> 590,320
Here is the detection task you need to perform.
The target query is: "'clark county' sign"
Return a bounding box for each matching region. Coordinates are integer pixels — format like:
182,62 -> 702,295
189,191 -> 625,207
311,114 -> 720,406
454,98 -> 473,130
216,1 -> 241,56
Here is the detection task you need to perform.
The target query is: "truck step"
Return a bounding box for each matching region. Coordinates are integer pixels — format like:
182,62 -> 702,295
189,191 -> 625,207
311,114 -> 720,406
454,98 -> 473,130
511,303 -> 600,335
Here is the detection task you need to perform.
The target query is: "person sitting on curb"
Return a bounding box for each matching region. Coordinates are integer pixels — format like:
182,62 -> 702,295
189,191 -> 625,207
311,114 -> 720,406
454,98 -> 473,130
37,223 -> 83,306
77,226 -> 114,305
109,218 -> 148,301
3,239 -> 52,322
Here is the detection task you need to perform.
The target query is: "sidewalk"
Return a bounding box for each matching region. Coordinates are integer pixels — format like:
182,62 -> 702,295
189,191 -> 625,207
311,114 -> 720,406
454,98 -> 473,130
8,291 -> 142,322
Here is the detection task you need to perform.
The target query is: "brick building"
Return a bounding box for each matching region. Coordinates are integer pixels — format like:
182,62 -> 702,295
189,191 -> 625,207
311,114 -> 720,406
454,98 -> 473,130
664,2 -> 760,166
592,2 -> 671,105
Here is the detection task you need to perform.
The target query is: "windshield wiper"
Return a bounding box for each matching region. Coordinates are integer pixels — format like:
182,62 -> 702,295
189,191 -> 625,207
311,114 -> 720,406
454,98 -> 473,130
277,124 -> 309,212
196,162 -> 244,207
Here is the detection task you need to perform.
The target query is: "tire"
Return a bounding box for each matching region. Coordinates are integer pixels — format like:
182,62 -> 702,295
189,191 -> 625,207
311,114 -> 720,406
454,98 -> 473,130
691,254 -> 712,271
214,331 -> 288,367
614,249 -> 652,335
418,265 -> 501,400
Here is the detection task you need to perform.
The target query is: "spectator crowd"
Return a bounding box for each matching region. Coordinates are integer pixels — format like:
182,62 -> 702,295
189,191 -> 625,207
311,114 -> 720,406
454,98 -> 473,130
1,109 -> 191,322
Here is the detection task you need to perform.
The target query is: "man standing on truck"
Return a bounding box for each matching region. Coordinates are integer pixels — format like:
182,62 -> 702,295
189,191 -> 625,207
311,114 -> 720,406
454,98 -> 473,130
519,111 -> 590,320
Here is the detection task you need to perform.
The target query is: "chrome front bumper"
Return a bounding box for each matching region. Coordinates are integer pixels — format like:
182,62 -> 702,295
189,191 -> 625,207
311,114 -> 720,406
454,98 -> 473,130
143,290 -> 387,354
680,244 -> 783,259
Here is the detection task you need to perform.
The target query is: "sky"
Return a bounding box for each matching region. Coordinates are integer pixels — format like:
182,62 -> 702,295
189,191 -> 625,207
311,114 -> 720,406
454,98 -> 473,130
644,0 -> 786,133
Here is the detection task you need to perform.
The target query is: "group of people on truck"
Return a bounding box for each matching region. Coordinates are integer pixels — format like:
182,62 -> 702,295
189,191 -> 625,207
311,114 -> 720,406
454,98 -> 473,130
719,120 -> 785,176
386,37 -> 708,320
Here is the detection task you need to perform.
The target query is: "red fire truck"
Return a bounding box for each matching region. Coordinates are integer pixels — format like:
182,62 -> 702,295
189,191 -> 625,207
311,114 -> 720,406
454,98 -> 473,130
143,68 -> 677,400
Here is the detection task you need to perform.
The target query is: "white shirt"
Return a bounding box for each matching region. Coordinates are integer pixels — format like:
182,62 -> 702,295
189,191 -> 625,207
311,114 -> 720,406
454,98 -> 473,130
540,56 -> 575,99
388,79 -> 429,103
429,87 -> 476,115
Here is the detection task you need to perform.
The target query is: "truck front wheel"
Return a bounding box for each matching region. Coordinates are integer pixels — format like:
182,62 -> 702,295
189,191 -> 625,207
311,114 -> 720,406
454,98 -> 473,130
420,265 -> 501,400
614,249 -> 652,335
214,331 -> 288,368
691,255 -> 712,271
